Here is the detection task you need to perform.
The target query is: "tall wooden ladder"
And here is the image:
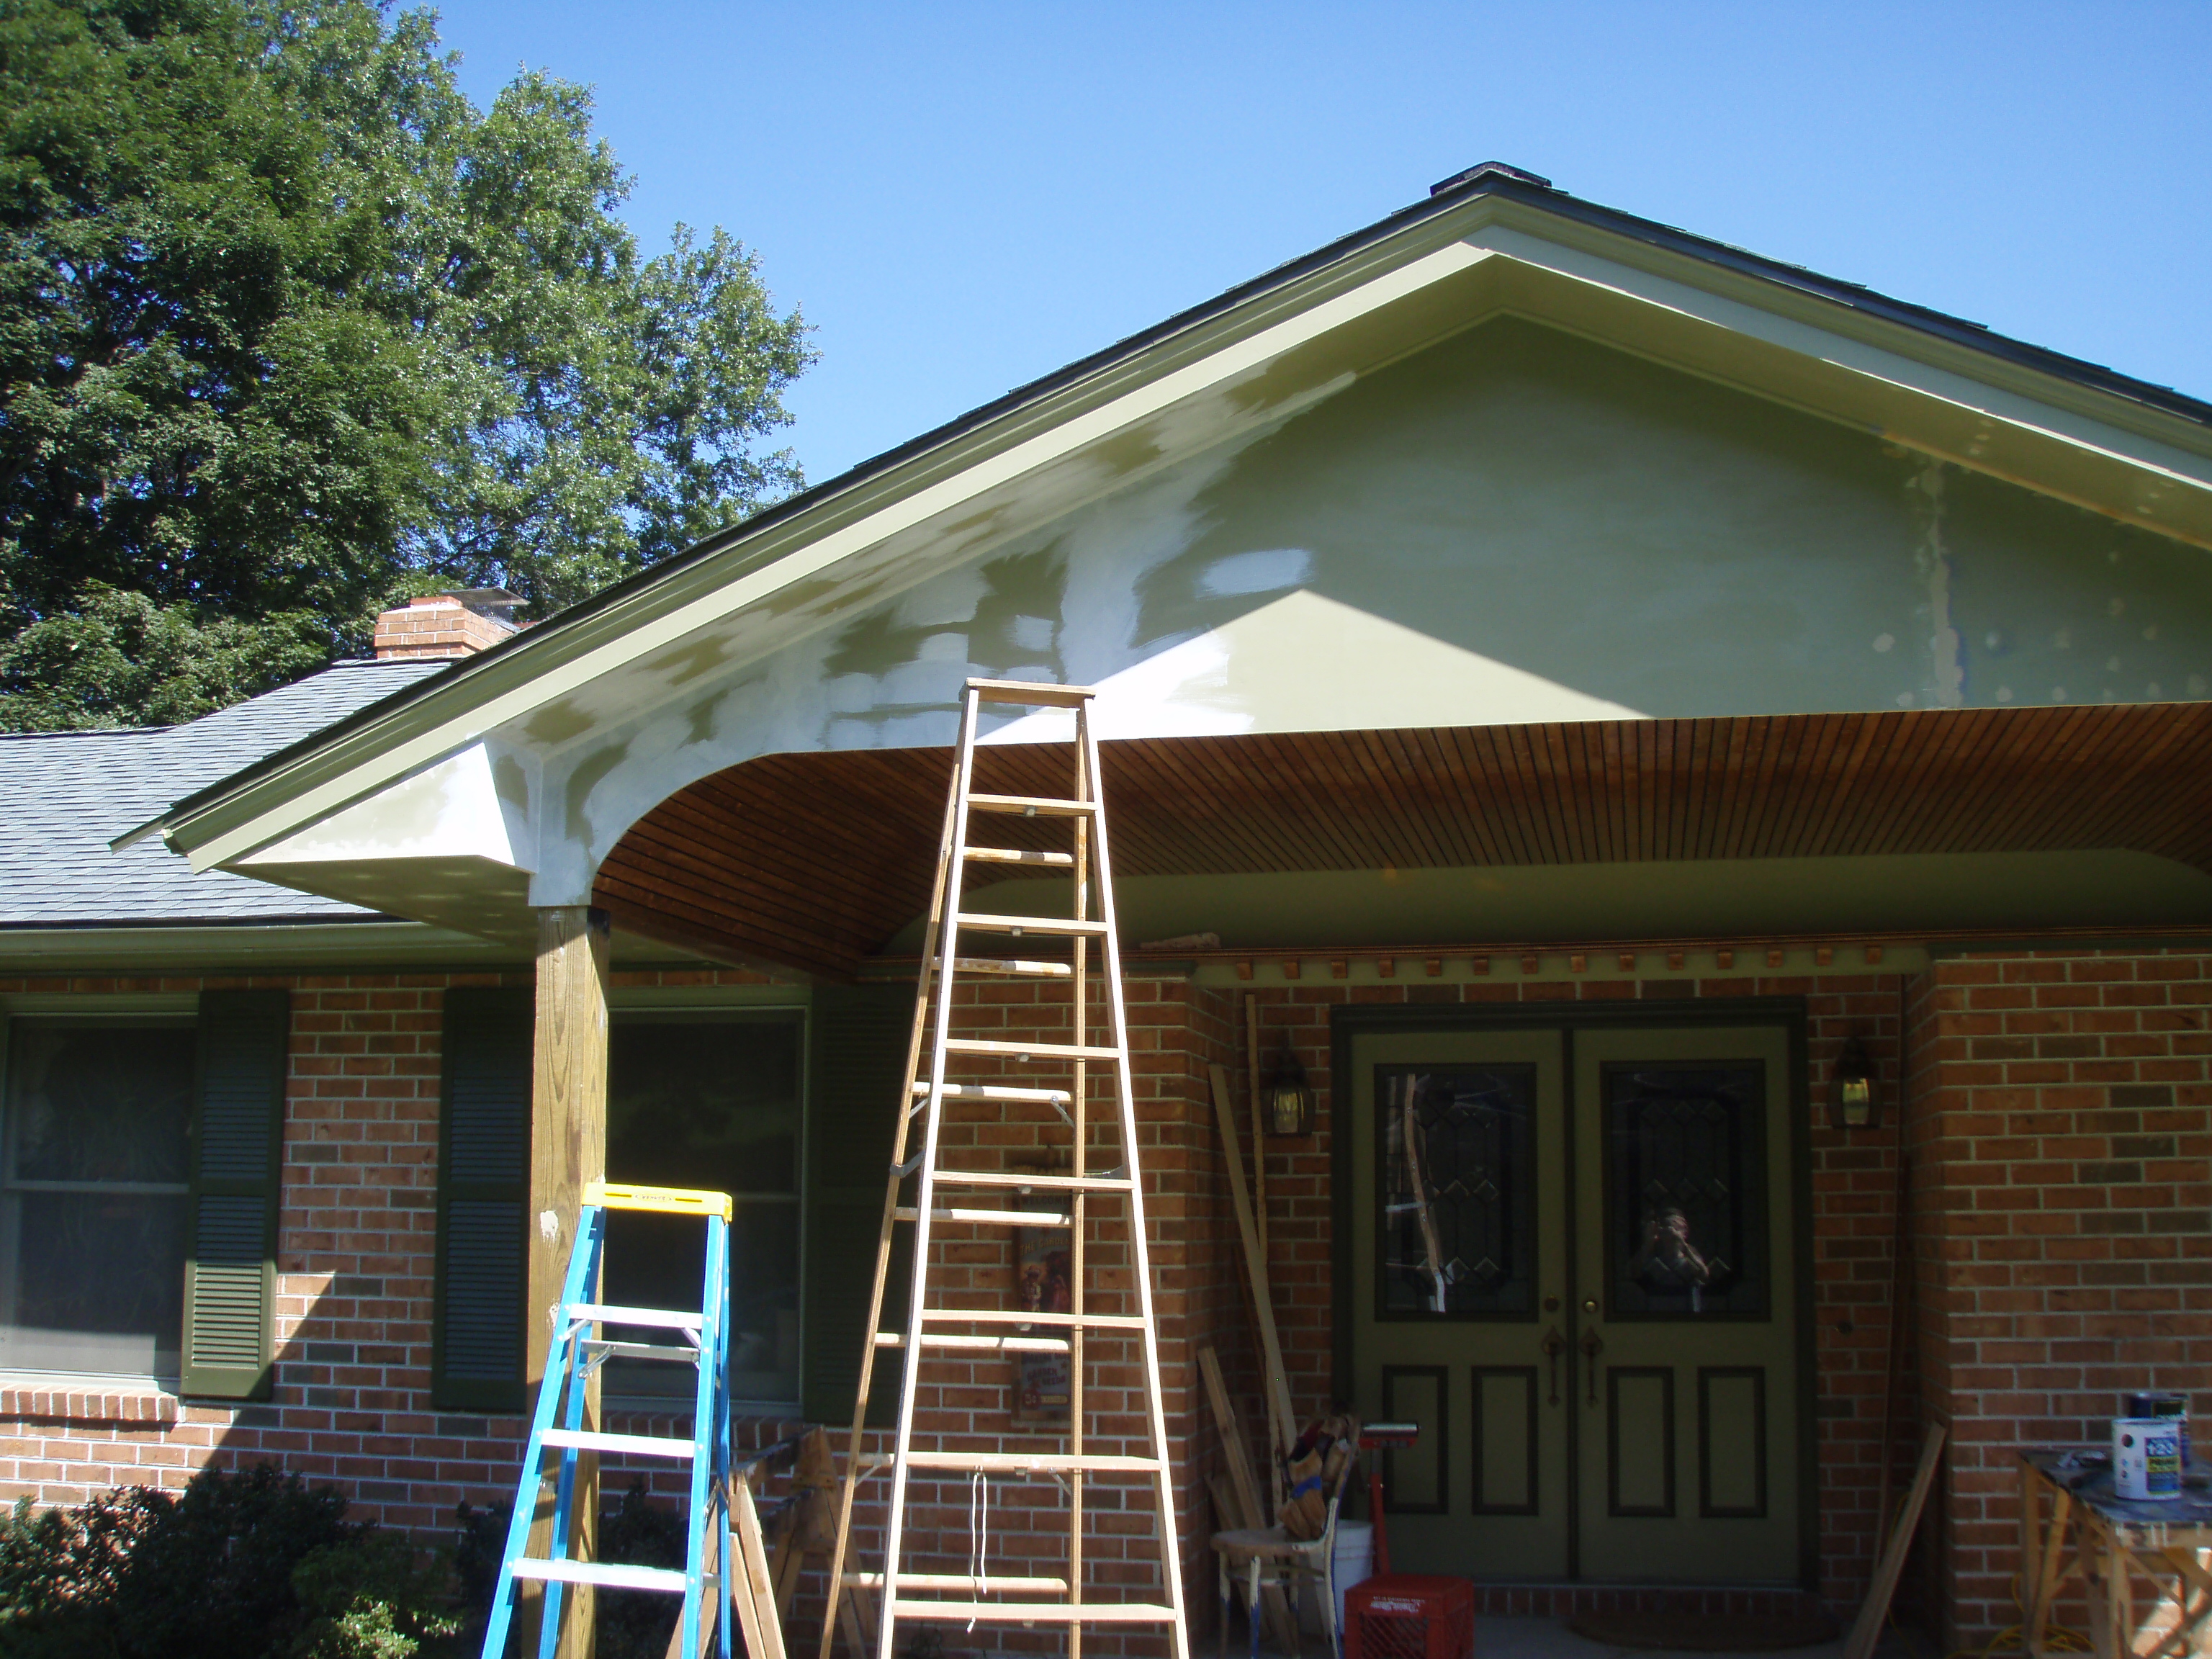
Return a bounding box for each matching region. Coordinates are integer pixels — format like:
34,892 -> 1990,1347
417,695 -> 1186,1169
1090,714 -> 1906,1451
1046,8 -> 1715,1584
821,678 -> 1189,1659
482,1181 -> 735,1659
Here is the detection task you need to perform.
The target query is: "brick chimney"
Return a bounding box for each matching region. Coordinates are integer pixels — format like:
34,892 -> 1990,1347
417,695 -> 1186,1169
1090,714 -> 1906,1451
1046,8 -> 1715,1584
373,589 -> 523,660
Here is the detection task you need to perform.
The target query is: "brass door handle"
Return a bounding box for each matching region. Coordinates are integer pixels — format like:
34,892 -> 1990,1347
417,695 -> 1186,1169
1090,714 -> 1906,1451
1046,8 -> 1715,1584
1580,1326 -> 1604,1405
1540,1326 -> 1566,1406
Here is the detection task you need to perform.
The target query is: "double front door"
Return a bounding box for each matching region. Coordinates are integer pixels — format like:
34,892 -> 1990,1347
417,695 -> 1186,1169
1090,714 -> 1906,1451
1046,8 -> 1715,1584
1346,1019 -> 1804,1585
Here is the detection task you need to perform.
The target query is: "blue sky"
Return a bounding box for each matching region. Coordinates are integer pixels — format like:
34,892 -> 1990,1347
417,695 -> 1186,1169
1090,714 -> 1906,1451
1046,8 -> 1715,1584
432,1 -> 2211,490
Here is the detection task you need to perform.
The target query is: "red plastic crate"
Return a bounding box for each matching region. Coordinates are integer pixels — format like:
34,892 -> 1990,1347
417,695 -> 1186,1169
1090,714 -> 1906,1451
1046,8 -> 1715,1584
1344,1575 -> 1475,1659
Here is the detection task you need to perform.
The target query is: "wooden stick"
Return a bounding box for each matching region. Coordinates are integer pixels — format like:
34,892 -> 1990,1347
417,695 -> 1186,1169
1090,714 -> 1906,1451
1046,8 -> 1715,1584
1843,1421 -> 1946,1659
1246,997 -> 1266,1261
1210,1065 -> 1295,1453
734,1473 -> 788,1659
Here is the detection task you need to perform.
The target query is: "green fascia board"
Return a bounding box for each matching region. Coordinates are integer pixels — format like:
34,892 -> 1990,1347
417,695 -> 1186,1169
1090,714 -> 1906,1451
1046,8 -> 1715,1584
137,177 -> 2212,870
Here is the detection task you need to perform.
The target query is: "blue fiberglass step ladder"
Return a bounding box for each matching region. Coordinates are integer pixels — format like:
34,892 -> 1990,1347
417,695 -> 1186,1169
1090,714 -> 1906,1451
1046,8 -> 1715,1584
482,1179 -> 734,1659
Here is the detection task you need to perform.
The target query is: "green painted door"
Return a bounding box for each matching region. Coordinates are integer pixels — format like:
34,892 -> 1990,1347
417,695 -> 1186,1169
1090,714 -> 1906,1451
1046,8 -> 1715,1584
1346,1020 -> 1802,1586
1347,1029 -> 1573,1579
1570,1025 -> 1801,1583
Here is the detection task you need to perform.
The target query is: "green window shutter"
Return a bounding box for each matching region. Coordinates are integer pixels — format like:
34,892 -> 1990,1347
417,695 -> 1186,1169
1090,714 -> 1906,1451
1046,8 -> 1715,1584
181,989 -> 289,1400
804,984 -> 913,1428
433,986 -> 533,1413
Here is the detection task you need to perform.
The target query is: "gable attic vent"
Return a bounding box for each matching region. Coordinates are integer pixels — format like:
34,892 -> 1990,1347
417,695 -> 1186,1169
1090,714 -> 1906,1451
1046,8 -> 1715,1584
372,589 -> 523,660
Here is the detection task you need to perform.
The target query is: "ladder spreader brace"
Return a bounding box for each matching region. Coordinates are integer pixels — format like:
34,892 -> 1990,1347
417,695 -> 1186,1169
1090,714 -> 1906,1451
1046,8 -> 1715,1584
482,1180 -> 736,1659
820,677 -> 1191,1659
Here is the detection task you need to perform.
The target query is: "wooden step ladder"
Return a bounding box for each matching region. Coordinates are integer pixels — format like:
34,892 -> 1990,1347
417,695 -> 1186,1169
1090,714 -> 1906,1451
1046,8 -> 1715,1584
820,678 -> 1189,1659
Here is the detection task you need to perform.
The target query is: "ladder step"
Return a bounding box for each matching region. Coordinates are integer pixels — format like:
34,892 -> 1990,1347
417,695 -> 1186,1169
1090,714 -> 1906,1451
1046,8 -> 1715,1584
893,1206 -> 1074,1227
541,1427 -> 699,1460
874,1331 -> 1073,1353
510,1558 -> 692,1594
566,1303 -> 704,1332
911,1082 -> 1074,1106
922,1308 -> 1146,1330
935,955 -> 1074,977
966,794 -> 1097,818
932,1170 -> 1133,1193
846,1571 -> 1070,1593
968,678 -> 1097,708
963,846 -> 1076,868
582,1339 -> 701,1365
891,1601 -> 1179,1624
953,913 -> 1107,936
864,1451 -> 1166,1474
946,1038 -> 1121,1061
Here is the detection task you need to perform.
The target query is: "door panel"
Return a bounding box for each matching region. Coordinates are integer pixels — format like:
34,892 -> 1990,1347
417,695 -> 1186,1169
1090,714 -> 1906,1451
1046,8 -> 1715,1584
1572,1025 -> 1799,1583
1349,1030 -> 1570,1580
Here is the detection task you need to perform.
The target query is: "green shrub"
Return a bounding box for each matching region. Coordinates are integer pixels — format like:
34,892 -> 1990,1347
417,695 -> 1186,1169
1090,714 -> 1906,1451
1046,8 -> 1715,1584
594,1482 -> 690,1659
288,1534 -> 460,1659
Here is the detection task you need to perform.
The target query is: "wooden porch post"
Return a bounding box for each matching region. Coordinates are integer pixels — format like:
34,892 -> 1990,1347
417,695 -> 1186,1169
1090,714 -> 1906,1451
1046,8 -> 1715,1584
526,904 -> 611,1658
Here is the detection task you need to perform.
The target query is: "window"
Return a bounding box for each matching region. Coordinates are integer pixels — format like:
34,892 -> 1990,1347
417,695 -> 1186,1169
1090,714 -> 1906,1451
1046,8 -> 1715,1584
604,1012 -> 804,1407
0,1017 -> 195,1378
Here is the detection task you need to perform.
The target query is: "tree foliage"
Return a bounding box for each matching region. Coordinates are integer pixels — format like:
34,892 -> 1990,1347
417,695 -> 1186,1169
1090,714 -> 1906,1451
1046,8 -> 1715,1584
0,0 -> 812,729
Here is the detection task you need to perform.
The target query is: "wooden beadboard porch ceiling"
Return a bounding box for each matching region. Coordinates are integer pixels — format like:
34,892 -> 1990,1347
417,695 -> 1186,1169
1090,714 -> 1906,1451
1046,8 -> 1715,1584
593,702 -> 2212,981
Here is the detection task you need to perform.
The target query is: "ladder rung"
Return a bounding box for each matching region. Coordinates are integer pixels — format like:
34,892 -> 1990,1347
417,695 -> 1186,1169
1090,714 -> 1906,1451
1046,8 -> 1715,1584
966,794 -> 1097,818
874,1331 -> 1073,1353
541,1428 -> 699,1460
935,955 -> 1074,977
922,1308 -> 1146,1330
912,1082 -> 1074,1105
932,1170 -> 1133,1192
566,1303 -> 704,1332
963,846 -> 1076,868
892,1601 -> 1178,1624
846,1571 -> 1071,1593
953,914 -> 1107,936
968,678 -> 1097,708
946,1038 -> 1121,1061
866,1451 -> 1166,1474
510,1558 -> 691,1593
893,1206 -> 1073,1227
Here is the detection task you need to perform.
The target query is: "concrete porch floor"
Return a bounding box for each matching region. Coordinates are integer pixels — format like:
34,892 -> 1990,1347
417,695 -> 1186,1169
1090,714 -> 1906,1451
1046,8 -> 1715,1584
1225,1615 -> 1920,1659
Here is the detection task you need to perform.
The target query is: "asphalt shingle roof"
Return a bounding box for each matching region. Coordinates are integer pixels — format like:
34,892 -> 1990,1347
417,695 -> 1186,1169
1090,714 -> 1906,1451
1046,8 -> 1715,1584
0,658 -> 449,926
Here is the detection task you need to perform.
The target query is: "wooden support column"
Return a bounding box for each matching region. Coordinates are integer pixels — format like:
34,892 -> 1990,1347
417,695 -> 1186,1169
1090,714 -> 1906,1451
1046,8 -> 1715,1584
525,904 -> 611,1659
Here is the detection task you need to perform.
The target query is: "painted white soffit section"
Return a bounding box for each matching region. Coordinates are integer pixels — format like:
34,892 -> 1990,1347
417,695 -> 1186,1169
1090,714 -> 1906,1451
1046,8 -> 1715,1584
181,240 -> 1496,873
228,742 -> 531,876
984,590 -> 1642,743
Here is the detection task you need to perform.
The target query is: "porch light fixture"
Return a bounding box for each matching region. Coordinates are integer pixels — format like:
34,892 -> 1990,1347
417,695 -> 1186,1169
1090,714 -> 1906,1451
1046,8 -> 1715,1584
1264,1043 -> 1315,1137
1832,1037 -> 1879,1130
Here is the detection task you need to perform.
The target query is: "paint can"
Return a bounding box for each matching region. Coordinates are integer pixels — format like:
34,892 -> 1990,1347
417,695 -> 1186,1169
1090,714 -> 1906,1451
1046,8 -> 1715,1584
2114,1418 -> 2185,1501
2124,1390 -> 2190,1471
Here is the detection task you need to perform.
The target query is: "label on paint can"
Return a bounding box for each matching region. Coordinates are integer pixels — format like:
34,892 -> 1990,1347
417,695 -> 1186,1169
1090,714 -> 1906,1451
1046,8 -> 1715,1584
2115,1418 -> 2184,1501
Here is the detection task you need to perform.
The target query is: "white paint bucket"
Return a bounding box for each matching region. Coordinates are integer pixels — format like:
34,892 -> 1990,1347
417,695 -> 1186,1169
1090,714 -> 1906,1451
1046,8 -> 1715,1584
1332,1520 -> 1375,1631
2115,1418 -> 2185,1501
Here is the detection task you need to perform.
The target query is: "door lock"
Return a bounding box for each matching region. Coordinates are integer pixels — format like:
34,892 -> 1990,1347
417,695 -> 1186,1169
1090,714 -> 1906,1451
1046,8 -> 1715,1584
1582,1298 -> 1598,1314
1580,1326 -> 1604,1405
1540,1326 -> 1567,1406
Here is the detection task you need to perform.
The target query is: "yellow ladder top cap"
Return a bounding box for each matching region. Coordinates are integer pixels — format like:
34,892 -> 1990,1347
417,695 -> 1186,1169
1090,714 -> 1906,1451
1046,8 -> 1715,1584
583,1179 -> 734,1223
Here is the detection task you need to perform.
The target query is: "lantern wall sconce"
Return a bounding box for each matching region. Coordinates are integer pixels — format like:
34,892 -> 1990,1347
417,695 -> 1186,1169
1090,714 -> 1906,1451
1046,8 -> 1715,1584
1264,1043 -> 1316,1137
1832,1036 -> 1879,1130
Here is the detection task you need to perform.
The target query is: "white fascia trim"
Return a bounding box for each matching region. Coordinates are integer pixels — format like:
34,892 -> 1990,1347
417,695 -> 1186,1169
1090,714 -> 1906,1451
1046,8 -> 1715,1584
1477,225 -> 2212,492
181,241 -> 1491,873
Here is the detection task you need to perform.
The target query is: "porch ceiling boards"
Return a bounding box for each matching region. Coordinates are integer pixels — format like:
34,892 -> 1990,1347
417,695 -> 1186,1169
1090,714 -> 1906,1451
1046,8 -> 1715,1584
593,701 -> 2212,979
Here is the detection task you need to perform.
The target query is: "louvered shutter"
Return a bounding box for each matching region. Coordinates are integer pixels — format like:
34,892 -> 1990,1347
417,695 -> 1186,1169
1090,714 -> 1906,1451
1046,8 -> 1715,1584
433,986 -> 532,1412
803,984 -> 913,1426
181,989 -> 288,1399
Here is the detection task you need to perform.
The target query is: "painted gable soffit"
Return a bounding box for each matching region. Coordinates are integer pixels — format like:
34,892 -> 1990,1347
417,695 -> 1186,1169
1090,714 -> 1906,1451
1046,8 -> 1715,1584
141,184 -> 2212,915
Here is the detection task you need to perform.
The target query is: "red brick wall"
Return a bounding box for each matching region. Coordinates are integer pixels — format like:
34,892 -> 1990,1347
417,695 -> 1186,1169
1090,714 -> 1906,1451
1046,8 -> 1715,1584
1906,949 -> 2212,1647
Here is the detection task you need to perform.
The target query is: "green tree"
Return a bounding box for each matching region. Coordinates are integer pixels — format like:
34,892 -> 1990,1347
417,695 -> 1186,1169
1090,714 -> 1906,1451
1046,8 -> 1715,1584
0,0 -> 811,730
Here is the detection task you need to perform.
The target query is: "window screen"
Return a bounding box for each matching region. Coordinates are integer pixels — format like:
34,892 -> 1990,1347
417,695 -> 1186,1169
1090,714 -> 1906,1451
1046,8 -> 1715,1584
0,1017 -> 194,1377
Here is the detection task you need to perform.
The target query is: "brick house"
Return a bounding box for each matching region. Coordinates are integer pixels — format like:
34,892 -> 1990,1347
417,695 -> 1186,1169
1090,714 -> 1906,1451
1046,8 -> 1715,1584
5,163 -> 2211,1651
